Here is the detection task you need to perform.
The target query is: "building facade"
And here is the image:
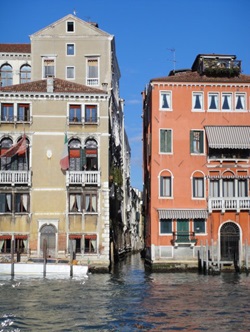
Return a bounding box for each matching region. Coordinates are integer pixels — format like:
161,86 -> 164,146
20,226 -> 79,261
142,54 -> 250,271
0,14 -> 137,271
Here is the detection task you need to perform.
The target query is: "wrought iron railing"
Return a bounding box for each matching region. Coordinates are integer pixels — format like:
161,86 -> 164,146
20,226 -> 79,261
171,231 -> 197,246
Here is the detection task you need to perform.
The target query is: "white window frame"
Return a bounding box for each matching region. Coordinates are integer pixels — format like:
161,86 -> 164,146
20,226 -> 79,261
235,93 -> 246,111
66,43 -> 75,56
159,128 -> 172,154
0,102 -> 32,123
84,103 -> 99,124
208,92 -> 219,111
67,102 -> 83,124
159,218 -> 173,235
192,172 -> 205,199
192,92 -> 204,112
159,170 -> 173,199
42,56 -> 56,79
86,57 -> 99,86
159,91 -> 172,111
66,21 -> 75,33
190,129 -> 204,154
66,66 -> 75,80
221,93 -> 232,111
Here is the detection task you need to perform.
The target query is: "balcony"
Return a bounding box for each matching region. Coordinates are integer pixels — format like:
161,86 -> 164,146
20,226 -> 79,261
171,232 -> 197,247
0,170 -> 31,186
66,171 -> 100,186
208,197 -> 250,213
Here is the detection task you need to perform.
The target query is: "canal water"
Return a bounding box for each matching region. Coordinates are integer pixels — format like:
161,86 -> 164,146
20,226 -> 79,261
1,253 -> 250,331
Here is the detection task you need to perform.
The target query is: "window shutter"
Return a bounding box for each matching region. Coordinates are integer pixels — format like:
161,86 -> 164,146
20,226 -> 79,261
190,131 -> 194,153
167,130 -> 171,152
81,149 -> 86,169
200,131 -> 204,153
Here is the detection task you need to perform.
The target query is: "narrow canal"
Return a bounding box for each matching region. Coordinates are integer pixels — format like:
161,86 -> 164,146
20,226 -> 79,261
1,253 -> 250,331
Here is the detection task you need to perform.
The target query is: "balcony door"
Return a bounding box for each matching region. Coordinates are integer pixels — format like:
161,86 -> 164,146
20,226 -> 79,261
177,219 -> 189,243
220,222 -> 239,261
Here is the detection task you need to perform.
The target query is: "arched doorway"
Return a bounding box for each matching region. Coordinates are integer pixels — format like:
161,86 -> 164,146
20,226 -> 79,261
40,224 -> 56,258
220,222 -> 240,261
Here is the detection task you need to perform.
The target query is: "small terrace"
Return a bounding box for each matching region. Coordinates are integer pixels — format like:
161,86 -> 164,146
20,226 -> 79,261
66,170 -> 100,186
0,170 -> 31,186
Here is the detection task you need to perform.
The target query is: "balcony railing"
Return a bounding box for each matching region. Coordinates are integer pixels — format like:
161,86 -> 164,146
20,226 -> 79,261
0,171 -> 31,186
171,232 -> 197,247
208,197 -> 250,213
66,171 -> 100,186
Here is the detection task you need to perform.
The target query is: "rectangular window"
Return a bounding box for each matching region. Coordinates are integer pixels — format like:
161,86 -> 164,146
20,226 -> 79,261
43,58 -> 55,78
85,193 -> 97,213
84,234 -> 97,253
223,179 -> 235,197
192,92 -> 203,111
85,105 -> 97,123
238,179 -> 247,197
1,103 -> 14,122
67,44 -> 75,56
190,130 -> 204,154
0,193 -> 11,213
67,21 -> 74,32
160,176 -> 172,197
160,129 -> 172,153
86,58 -> 99,86
208,93 -> 219,111
160,91 -> 172,110
66,66 -> 75,79
193,178 -> 204,198
221,93 -> 232,111
17,104 -> 30,122
235,93 -> 246,111
69,104 -> 81,123
194,219 -> 206,234
209,179 -> 220,197
160,218 -> 172,234
15,193 -> 29,213
69,194 -> 82,213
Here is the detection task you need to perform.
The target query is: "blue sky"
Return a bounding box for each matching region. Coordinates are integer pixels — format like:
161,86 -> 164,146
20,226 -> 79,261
1,0 -> 250,190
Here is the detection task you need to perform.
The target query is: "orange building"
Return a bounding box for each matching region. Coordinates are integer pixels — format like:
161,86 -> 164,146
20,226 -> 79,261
142,54 -> 250,271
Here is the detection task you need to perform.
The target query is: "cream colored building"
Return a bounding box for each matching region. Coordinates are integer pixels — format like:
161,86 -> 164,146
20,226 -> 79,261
0,14 -> 133,271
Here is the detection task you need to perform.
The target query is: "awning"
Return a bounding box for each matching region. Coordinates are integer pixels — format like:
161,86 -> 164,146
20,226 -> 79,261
158,209 -> 208,219
205,126 -> 250,149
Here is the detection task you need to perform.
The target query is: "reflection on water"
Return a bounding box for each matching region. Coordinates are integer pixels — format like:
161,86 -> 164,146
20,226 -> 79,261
1,254 -> 250,331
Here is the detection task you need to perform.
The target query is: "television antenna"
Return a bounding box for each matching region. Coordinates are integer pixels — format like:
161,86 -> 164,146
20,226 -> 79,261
167,48 -> 176,73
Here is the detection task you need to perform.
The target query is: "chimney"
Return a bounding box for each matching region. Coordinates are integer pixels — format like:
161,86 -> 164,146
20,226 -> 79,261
47,77 -> 54,93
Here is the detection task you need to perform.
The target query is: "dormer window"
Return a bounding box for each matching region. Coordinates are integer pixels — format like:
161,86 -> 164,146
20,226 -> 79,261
67,21 -> 74,32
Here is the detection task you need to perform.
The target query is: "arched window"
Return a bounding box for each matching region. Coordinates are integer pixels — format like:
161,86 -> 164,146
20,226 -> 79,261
159,169 -> 173,198
0,136 -> 29,170
84,138 -> 98,171
0,64 -> 13,87
69,138 -> 81,171
20,64 -> 31,83
0,137 -> 13,170
192,171 -> 205,198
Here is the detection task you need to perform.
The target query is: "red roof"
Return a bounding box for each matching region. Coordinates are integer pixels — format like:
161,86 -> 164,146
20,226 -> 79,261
151,70 -> 250,83
0,78 -> 107,94
0,44 -> 31,53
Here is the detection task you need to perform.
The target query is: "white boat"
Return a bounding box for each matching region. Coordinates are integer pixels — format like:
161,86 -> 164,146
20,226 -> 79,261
0,262 -> 88,277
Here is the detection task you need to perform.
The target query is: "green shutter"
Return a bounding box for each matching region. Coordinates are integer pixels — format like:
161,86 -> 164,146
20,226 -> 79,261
200,131 -> 204,153
190,131 -> 194,153
81,149 -> 86,169
160,130 -> 164,152
167,130 -> 171,153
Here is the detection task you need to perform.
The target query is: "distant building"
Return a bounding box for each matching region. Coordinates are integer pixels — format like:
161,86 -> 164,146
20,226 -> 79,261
0,14 -> 134,271
142,54 -> 250,271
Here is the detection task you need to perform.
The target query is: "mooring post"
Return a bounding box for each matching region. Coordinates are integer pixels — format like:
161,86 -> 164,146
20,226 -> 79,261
11,239 -> 14,277
246,240 -> 249,275
200,241 -> 204,273
205,240 -> 209,274
43,239 -> 47,278
70,240 -> 73,277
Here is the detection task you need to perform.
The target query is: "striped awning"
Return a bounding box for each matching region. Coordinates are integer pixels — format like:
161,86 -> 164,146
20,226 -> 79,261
158,209 -> 208,219
205,126 -> 250,149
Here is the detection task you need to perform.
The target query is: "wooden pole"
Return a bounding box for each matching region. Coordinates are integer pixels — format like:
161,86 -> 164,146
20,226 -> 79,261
43,239 -> 47,277
70,240 -> 73,277
11,239 -> 14,277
